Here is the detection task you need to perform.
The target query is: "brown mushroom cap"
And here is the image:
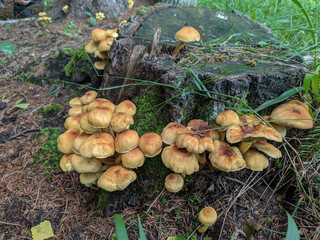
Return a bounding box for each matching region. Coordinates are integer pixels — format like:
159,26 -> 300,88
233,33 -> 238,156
57,129 -> 79,154
175,26 -> 200,43
114,129 -> 139,153
71,154 -> 103,173
97,165 -> 137,192
79,113 -> 102,134
72,132 -> 91,154
270,100 -> 313,129
98,37 -> 113,51
91,28 -> 108,41
80,90 -> 98,105
69,97 -> 82,107
94,61 -> 107,70
121,147 -> 145,169
187,119 -> 220,140
244,149 -> 269,171
82,105 -> 89,114
85,41 -> 99,53
94,49 -> 109,59
138,132 -> 163,157
161,144 -> 199,175
215,110 -> 240,127
110,112 -> 134,133
161,122 -> 187,145
252,139 -> 282,158
208,140 -> 246,172
87,98 -> 115,112
64,113 -> 85,132
198,206 -> 218,226
176,131 -> 214,154
60,154 -> 74,172
68,106 -> 83,116
115,100 -> 137,116
88,107 -> 113,128
262,115 -> 287,137
80,171 -> 103,187
79,133 -> 115,159
165,173 -> 184,193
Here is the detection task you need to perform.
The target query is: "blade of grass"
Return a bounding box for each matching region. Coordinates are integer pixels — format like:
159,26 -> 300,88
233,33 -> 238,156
114,214 -> 129,240
138,215 -> 147,240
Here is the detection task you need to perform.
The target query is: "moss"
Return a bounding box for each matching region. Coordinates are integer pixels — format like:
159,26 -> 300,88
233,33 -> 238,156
38,103 -> 63,117
136,5 -> 156,15
64,45 -> 91,78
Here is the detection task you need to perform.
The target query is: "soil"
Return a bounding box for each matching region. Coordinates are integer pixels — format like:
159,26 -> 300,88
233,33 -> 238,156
1,1 -> 319,240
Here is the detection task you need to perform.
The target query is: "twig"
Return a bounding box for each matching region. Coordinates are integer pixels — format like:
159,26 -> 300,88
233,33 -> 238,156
0,221 -> 22,227
147,187 -> 165,212
9,127 -> 41,140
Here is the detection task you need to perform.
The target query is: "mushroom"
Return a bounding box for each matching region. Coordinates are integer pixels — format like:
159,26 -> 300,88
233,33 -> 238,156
80,171 -> 103,190
243,149 -> 269,171
94,61 -> 107,70
94,49 -> 108,59
57,129 -> 79,154
87,98 -> 116,112
97,165 -> 137,192
64,113 -> 85,132
79,133 -> 115,159
161,122 -> 187,145
198,206 -> 218,233
80,90 -> 98,105
110,112 -> 134,133
71,154 -> 103,173
121,147 -> 145,169
114,129 -> 139,153
91,28 -> 108,41
138,132 -> 163,157
69,97 -> 82,107
164,173 -> 184,193
115,100 -> 137,116
172,26 -> 200,56
79,114 -> 102,134
98,37 -> 114,52
85,41 -> 99,54
88,107 -> 113,128
60,154 -> 74,172
72,132 -> 91,154
252,139 -> 282,159
68,106 -> 83,116
215,110 -> 241,127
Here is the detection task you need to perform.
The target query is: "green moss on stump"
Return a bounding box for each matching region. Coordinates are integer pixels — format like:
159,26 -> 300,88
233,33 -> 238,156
64,45 -> 91,78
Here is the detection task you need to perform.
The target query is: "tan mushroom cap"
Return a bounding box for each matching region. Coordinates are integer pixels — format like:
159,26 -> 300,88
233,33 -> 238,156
69,97 -> 82,107
270,100 -> 313,129
244,149 -> 269,171
87,98 -> 115,112
79,113 -> 102,134
80,171 -> 103,187
98,37 -> 113,51
161,122 -> 187,145
187,119 -> 220,140
138,133 -> 163,157
94,49 -> 108,59
94,61 -> 107,70
82,105 -> 89,114
110,112 -> 134,133
72,132 -> 91,154
252,139 -> 282,158
97,165 -> 137,192
79,133 -> 115,159
64,113 -> 85,132
121,147 -> 145,169
114,129 -> 139,153
85,41 -> 99,53
80,90 -> 98,105
176,131 -> 214,154
165,173 -> 184,193
88,107 -> 113,128
198,206 -> 217,233
91,28 -> 108,41
161,144 -> 199,175
68,106 -> 83,116
208,140 -> 246,172
262,115 -> 287,137
60,154 -> 74,172
115,100 -> 137,116
215,110 -> 240,127
71,154 -> 103,173
175,26 -> 200,43
57,129 -> 79,154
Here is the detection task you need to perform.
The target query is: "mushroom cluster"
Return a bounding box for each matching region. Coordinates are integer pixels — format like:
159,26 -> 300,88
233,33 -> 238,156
85,28 -> 119,70
58,90 -> 163,192
37,12 -> 52,26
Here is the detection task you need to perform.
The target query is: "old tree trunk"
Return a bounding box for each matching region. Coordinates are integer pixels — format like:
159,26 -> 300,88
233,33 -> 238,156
100,4 -> 305,124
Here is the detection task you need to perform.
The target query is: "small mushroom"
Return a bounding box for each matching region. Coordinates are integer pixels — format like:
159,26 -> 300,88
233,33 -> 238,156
198,206 -> 218,233
121,147 -> 145,169
88,107 -> 113,128
79,133 -> 115,159
91,28 -> 108,41
161,122 -> 187,145
69,97 -> 82,107
243,149 -> 269,171
114,129 -> 139,153
110,112 -> 134,133
85,41 -> 99,53
57,129 -> 79,154
80,171 -> 103,190
115,100 -> 137,116
60,154 -> 74,172
138,132 -> 163,157
172,26 -> 200,56
165,173 -> 184,193
71,154 -> 103,173
94,61 -> 107,70
80,90 -> 98,105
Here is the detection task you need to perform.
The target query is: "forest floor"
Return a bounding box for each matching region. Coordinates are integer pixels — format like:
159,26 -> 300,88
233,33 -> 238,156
1,1 -> 319,240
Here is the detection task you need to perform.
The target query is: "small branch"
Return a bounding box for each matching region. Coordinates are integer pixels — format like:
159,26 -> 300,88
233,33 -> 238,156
9,127 -> 41,140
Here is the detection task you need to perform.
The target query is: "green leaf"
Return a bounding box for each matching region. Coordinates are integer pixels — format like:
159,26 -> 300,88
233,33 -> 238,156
114,214 -> 129,240
31,220 -> 55,240
311,74 -> 320,94
138,215 -> 147,240
0,41 -> 15,56
284,210 -> 300,240
254,87 -> 304,112
15,98 -> 24,104
303,73 -> 313,102
15,103 -> 29,109
176,235 -> 187,240
203,238 -> 212,240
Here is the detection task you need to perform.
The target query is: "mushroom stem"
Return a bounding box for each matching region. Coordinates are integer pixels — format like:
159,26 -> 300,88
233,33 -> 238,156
239,141 -> 252,155
172,42 -> 186,56
198,225 -> 209,233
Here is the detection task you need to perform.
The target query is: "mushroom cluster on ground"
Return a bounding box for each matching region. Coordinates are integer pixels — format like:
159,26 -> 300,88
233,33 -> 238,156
85,28 -> 119,70
160,99 -> 314,192
58,90 -> 163,191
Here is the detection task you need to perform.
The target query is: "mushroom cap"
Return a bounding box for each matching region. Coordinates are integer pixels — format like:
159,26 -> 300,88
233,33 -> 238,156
187,119 -> 220,140
60,154 -> 74,172
91,28 -> 108,41
94,61 -> 107,70
88,107 -> 113,128
72,132 -> 91,154
79,133 -> 115,159
82,105 -> 89,114
215,110 -> 240,127
226,117 -> 282,144
138,132 -> 163,157
114,129 -> 139,153
68,106 -> 83,116
161,122 -> 187,145
98,37 -> 113,51
176,131 -> 215,154
79,113 -> 102,134
69,97 -> 82,107
252,139 -> 282,158
97,165 -> 137,192
175,26 -> 200,43
87,98 -> 115,112
64,113 -> 85,132
165,173 -> 184,193
198,207 -> 217,226
121,147 -> 145,169
71,154 -> 103,173
80,90 -> 98,105
244,149 -> 269,171
57,129 -> 79,154
85,41 -> 99,53
208,140 -> 246,172
115,100 -> 137,116
270,100 -> 313,129
161,144 -> 199,175
80,171 -> 103,186
94,49 -> 109,59
262,115 -> 287,137
110,112 -> 134,133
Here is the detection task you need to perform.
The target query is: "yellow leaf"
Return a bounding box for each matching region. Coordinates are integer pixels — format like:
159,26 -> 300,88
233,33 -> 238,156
31,220 -> 55,240
167,237 -> 176,240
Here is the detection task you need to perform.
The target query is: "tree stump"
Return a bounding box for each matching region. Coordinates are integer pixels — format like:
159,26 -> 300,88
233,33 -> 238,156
101,4 -> 305,124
